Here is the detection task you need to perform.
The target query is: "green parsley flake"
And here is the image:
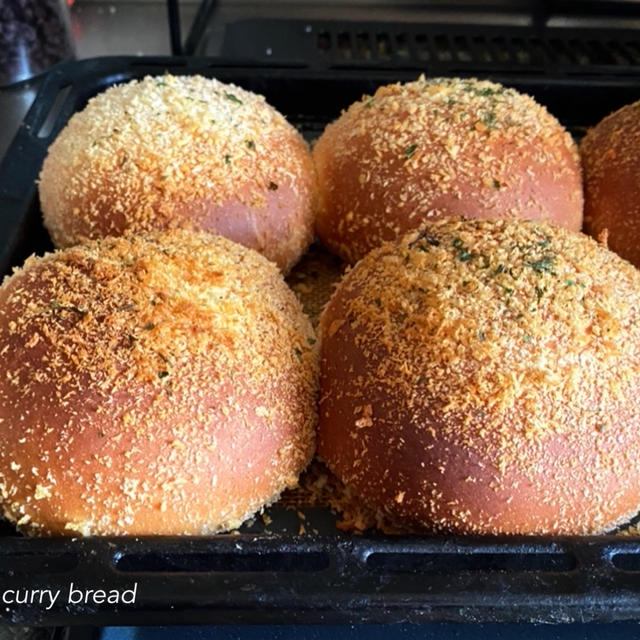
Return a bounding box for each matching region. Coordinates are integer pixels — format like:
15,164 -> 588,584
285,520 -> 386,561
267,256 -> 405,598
404,143 -> 418,159
526,256 -> 556,275
225,92 -> 243,105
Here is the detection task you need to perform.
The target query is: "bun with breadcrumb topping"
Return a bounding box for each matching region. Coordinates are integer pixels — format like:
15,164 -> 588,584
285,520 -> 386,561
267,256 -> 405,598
39,74 -> 318,273
318,218 -> 640,535
313,77 -> 583,264
581,99 -> 640,268
0,230 -> 317,536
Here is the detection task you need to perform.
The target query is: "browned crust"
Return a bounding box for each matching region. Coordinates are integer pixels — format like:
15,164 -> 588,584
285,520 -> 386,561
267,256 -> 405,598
0,231 -> 318,536
313,77 -> 583,264
581,100 -> 640,268
317,218 -> 640,535
39,75 -> 318,273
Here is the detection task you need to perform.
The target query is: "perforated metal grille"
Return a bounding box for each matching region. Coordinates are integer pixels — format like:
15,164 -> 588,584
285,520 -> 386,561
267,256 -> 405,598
221,19 -> 640,74
319,28 -> 640,67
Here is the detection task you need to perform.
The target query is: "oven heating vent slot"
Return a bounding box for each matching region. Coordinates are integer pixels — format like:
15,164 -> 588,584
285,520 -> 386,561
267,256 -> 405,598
610,552 -> 640,572
366,551 -> 577,574
114,550 -> 330,573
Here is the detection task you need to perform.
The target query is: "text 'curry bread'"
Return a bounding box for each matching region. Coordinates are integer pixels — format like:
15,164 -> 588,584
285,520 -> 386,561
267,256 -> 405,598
0,231 -> 318,536
317,218 -> 640,535
313,77 -> 583,264
39,74 -> 318,273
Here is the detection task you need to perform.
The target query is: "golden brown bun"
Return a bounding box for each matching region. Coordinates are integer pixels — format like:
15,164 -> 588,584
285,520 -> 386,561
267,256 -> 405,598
313,77 -> 583,264
39,75 -> 318,273
581,100 -> 640,268
317,218 -> 640,535
0,231 -> 317,536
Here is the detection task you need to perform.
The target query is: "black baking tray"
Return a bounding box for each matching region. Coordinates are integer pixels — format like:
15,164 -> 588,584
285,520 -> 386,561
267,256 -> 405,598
1,55 -> 640,627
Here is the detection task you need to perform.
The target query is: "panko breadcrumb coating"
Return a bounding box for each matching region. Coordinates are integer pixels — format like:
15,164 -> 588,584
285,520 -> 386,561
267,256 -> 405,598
0,231 -> 318,536
314,76 -> 583,264
39,74 -> 318,273
318,218 -> 640,535
582,99 -> 640,268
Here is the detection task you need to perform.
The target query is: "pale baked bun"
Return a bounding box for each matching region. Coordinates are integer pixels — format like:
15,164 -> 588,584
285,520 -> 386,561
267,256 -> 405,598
39,74 -> 318,273
581,100 -> 640,268
313,77 -> 583,264
0,231 -> 317,536
318,218 -> 640,535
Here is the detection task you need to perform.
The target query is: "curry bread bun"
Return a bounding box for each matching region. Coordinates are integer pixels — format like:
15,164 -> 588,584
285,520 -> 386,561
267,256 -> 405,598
318,218 -> 640,535
0,231 -> 317,536
313,77 -> 583,264
39,74 -> 317,273
581,100 -> 640,268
